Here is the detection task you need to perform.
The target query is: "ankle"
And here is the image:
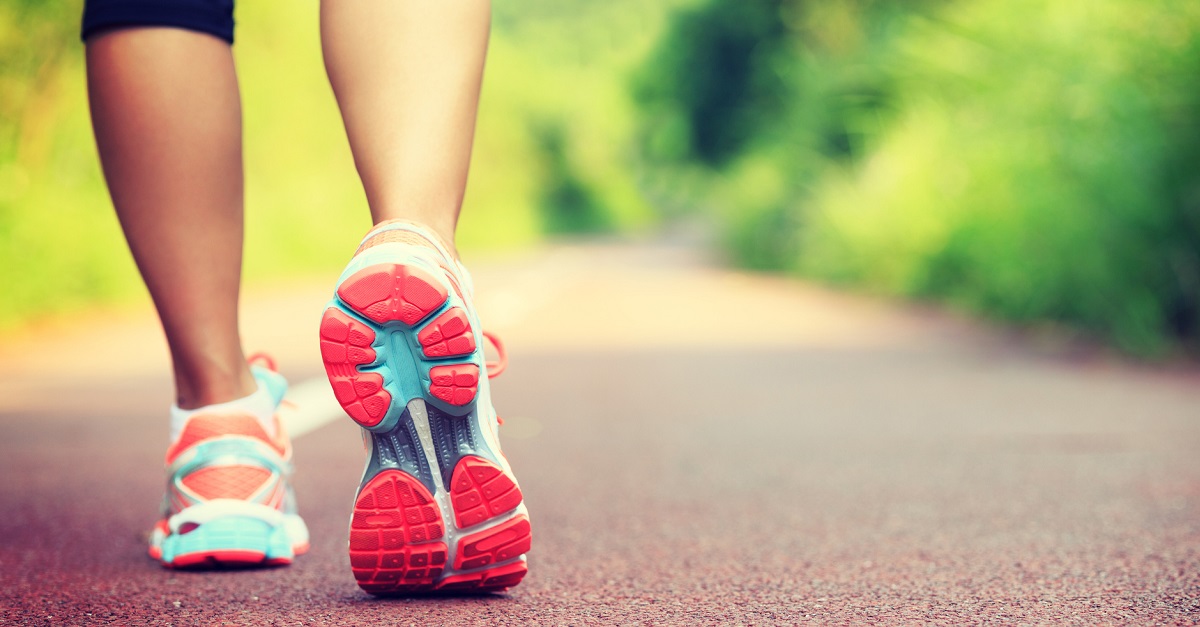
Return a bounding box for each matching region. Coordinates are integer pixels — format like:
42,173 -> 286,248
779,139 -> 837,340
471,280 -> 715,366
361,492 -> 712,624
169,382 -> 277,441
173,361 -> 257,409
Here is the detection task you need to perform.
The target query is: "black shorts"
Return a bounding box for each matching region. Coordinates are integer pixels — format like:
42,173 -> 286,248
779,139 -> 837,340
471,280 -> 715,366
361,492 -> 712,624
81,0 -> 236,44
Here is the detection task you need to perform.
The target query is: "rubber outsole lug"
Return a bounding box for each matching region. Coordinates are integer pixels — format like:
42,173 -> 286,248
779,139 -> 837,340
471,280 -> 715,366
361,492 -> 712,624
321,308 -> 391,428
454,515 -> 531,571
450,456 -> 524,529
436,560 -> 528,592
337,264 -> 447,326
350,470 -> 448,594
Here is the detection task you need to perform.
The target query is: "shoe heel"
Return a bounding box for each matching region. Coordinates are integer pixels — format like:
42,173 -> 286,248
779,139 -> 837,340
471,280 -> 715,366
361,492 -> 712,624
160,516 -> 294,568
349,470 -> 449,594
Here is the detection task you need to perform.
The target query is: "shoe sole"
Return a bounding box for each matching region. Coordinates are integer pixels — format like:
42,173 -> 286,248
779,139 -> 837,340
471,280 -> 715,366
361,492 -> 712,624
150,503 -> 310,569
320,259 -> 530,595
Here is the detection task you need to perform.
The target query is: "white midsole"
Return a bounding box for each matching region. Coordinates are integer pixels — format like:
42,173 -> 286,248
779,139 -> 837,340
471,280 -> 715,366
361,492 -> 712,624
161,499 -> 310,546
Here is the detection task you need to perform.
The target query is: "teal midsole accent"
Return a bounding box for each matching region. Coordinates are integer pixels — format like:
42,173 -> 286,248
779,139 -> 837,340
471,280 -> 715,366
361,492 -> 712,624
158,516 -> 294,564
329,294 -> 484,433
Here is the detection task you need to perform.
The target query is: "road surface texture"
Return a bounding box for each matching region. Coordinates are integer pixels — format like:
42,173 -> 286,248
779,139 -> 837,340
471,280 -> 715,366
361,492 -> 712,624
1,239 -> 1198,625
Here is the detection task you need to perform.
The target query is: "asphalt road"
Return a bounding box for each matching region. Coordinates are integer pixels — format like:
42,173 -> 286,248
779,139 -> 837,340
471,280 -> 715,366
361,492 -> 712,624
1,240 -> 1198,625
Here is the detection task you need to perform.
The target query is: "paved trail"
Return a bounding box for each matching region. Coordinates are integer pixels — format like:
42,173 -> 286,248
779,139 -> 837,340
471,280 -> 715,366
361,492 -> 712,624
1,240 -> 1198,625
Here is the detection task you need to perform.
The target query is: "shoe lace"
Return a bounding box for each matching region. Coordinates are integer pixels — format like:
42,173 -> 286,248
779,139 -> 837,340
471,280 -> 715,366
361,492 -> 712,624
482,332 -> 507,427
483,331 -> 507,379
247,352 -> 278,372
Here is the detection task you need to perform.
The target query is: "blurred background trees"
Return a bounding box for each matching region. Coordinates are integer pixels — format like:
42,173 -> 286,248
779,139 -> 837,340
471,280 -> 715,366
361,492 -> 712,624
3,0 -> 1198,357
637,0 -> 1200,356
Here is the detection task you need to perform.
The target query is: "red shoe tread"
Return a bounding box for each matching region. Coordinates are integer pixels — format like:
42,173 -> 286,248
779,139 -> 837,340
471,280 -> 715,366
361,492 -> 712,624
321,308 -> 391,428
436,561 -> 528,592
429,364 -> 479,406
450,456 -> 524,529
418,308 -> 476,358
453,515 -> 531,571
350,470 -> 448,594
337,264 -> 448,326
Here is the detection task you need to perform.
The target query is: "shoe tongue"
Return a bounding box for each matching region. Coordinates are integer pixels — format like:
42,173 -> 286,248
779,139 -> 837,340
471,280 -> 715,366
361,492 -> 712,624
251,365 -> 288,408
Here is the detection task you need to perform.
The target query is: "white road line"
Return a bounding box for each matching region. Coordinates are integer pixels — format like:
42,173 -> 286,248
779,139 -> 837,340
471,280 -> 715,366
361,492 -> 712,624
280,377 -> 345,438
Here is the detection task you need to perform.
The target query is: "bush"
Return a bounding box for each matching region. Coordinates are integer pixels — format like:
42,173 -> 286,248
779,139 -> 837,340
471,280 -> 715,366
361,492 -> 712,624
637,0 -> 1200,356
799,0 -> 1200,355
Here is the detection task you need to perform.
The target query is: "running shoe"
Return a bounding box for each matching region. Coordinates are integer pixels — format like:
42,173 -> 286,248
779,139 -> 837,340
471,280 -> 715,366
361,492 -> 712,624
149,360 -> 310,568
319,221 -> 530,595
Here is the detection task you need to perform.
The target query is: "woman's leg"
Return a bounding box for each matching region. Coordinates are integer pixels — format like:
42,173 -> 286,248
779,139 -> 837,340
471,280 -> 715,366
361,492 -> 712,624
317,1 -> 531,596
86,28 -> 254,409
320,0 -> 492,254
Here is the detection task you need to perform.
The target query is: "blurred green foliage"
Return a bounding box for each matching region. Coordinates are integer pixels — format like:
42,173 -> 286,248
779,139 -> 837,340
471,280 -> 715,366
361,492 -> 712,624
0,0 -> 672,329
0,0 -> 126,326
7,0 -> 1199,358
637,0 -> 1200,356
